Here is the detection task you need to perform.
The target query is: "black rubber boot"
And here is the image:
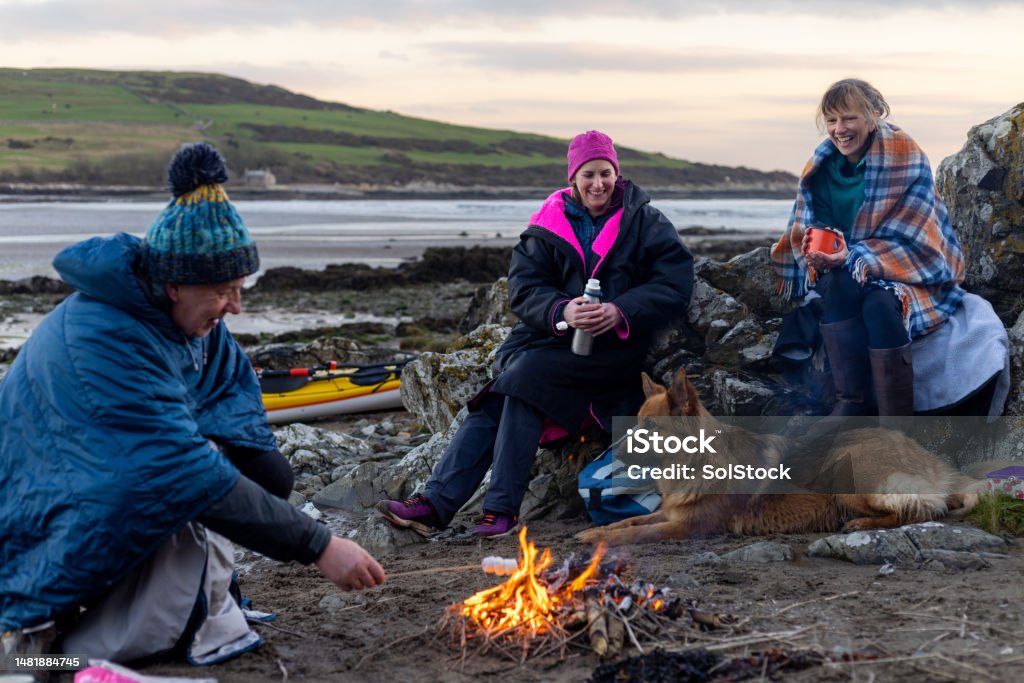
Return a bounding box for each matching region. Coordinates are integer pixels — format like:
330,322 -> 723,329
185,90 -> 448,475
869,343 -> 915,418
820,316 -> 875,417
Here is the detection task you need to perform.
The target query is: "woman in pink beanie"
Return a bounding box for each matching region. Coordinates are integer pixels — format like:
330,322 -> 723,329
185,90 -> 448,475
380,130 -> 694,538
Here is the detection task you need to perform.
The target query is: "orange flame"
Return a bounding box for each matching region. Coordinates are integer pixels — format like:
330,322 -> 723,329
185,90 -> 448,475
459,526 -> 606,635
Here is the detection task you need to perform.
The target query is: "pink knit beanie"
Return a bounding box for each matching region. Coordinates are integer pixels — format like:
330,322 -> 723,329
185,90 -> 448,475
567,130 -> 619,182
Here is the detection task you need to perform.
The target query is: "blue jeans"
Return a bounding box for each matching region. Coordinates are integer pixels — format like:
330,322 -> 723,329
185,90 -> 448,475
422,392 -> 544,526
817,268 -> 909,348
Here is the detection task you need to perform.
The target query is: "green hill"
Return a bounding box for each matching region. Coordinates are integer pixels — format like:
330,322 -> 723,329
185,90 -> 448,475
0,68 -> 795,195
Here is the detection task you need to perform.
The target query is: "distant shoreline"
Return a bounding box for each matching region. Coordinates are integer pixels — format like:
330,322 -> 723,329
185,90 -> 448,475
0,193 -> 787,282
0,183 -> 796,203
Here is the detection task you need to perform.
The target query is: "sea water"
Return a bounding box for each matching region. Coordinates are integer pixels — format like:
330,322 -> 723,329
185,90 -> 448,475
0,197 -> 792,281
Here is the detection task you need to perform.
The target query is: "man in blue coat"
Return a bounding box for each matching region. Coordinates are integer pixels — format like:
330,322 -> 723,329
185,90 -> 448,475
0,143 -> 384,664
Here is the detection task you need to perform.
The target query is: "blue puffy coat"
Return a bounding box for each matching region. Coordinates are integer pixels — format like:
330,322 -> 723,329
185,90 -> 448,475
0,233 -> 276,630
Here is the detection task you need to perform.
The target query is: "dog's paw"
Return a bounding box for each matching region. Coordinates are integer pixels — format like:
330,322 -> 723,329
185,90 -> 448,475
575,528 -> 604,545
841,517 -> 876,532
946,492 -> 978,511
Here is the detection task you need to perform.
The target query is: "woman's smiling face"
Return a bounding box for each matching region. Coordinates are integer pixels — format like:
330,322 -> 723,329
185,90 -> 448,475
571,159 -> 617,217
825,105 -> 875,164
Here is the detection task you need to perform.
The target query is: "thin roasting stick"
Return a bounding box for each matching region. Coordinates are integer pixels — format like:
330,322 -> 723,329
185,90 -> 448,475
387,564 -> 482,578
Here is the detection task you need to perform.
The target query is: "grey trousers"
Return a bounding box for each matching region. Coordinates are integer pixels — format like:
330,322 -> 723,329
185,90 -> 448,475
61,523 -> 260,665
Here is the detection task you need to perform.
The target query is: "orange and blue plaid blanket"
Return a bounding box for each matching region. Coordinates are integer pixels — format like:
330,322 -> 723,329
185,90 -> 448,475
771,122 -> 965,337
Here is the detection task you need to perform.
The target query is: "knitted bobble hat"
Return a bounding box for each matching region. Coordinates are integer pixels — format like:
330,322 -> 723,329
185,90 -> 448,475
567,130 -> 619,182
141,142 -> 259,284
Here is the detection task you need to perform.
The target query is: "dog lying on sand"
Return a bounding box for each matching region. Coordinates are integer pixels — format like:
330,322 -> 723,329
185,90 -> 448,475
577,369 -> 984,546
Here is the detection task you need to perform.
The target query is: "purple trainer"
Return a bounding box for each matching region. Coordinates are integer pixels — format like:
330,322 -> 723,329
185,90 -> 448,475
472,511 -> 519,538
377,493 -> 441,537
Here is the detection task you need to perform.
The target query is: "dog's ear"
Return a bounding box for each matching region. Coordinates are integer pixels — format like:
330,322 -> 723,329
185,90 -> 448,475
663,390 -> 682,416
641,372 -> 665,398
668,371 -> 703,417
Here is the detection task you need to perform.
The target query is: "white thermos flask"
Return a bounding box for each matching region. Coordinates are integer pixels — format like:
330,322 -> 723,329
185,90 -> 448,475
571,278 -> 603,356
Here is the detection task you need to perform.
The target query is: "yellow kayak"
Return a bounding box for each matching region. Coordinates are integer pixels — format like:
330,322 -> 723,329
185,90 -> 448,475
258,361 -> 408,424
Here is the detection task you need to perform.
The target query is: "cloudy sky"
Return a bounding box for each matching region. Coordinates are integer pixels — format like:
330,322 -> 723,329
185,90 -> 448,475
1,1 -> 1021,174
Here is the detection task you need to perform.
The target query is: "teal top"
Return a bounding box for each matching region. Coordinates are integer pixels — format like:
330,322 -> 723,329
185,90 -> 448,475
563,191 -> 620,272
809,149 -> 867,238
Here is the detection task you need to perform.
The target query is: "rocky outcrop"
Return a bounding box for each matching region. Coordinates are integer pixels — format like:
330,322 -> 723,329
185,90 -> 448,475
937,103 -> 1024,324
399,324 -> 510,433
276,421 -> 428,501
0,275 -> 72,296
720,541 -> 794,563
252,246 -> 512,292
459,277 -> 516,333
276,423 -> 374,498
1005,311 -> 1024,418
807,522 -> 1008,568
314,421 -> 460,511
248,337 -> 402,370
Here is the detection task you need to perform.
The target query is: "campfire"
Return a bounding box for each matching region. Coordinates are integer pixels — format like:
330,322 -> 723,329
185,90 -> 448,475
441,527 -> 688,663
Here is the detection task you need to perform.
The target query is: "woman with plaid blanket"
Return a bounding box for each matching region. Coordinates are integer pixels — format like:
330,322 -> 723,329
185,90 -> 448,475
771,79 -> 965,418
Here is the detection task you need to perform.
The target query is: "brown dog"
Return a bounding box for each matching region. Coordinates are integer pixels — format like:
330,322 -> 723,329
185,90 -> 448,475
576,369 -> 983,546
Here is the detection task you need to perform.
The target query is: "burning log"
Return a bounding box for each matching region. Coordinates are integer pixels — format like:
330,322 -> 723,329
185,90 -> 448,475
564,610 -> 588,630
690,608 -> 738,630
606,612 -> 625,658
586,594 -> 608,657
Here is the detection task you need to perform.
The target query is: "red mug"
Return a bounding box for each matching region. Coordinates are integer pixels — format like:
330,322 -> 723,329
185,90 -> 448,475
806,228 -> 846,255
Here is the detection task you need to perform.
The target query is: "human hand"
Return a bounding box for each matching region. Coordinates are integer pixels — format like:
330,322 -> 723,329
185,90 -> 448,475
801,231 -> 812,255
314,536 -> 386,591
802,229 -> 848,271
564,298 -> 622,336
803,246 -> 848,271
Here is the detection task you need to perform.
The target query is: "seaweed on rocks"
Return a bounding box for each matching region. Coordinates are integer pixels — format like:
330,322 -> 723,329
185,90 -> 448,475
252,246 -> 513,292
0,276 -> 72,296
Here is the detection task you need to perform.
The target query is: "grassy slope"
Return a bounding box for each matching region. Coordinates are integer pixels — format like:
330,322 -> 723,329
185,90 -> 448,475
0,68 -> 795,190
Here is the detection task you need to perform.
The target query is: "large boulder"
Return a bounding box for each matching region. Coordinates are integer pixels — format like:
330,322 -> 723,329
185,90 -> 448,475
695,247 -> 790,319
275,423 -> 373,498
1005,311 -> 1024,417
459,277 -> 516,333
314,414 -> 464,510
399,324 -> 510,432
937,103 -> 1024,324
807,522 -> 1008,568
